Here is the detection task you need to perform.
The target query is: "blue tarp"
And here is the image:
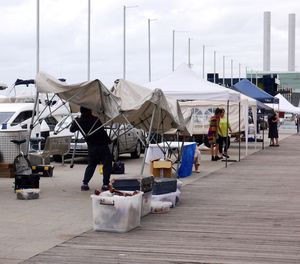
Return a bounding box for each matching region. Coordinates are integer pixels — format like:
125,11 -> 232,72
232,79 -> 279,104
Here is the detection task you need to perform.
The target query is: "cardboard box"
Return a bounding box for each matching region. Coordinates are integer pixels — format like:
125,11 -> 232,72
150,160 -> 172,177
0,163 -> 15,178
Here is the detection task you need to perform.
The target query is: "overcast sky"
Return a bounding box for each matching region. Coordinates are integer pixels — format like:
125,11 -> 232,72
0,0 -> 299,89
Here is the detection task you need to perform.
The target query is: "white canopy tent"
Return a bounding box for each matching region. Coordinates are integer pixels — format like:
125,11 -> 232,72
179,94 -> 257,135
266,93 -> 300,114
145,64 -> 240,101
144,64 -> 258,156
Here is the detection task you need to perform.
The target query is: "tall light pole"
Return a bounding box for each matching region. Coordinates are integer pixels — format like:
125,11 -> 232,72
238,63 -> 241,81
213,51 -> 216,83
36,0 -> 40,74
123,5 -> 138,80
230,59 -> 233,86
188,37 -> 191,68
172,30 -> 188,72
255,71 -> 258,86
223,55 -> 225,86
202,45 -> 205,79
87,0 -> 91,81
245,66 -> 248,79
148,18 -> 157,82
172,30 -> 175,71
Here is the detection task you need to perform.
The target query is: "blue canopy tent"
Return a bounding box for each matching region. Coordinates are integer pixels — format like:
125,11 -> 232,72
232,79 -> 278,149
232,79 -> 279,104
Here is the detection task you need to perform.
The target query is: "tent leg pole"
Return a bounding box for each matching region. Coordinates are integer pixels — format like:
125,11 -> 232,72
27,91 -> 40,155
70,131 -> 79,168
140,106 -> 157,175
225,100 -> 229,168
238,102 -> 241,161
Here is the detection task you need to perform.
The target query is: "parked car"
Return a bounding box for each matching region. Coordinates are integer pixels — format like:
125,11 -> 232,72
53,116 -> 145,161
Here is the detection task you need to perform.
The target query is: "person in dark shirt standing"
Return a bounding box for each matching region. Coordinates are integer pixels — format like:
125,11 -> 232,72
70,106 -> 112,191
268,112 -> 279,147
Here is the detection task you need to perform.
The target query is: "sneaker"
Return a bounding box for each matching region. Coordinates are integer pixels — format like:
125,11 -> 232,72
222,153 -> 230,158
215,156 -> 222,160
81,184 -> 89,191
101,185 -> 110,191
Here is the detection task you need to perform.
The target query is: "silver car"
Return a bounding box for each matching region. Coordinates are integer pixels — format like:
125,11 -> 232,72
54,116 -> 144,161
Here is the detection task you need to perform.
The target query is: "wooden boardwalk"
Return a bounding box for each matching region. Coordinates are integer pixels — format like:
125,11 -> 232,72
23,135 -> 300,264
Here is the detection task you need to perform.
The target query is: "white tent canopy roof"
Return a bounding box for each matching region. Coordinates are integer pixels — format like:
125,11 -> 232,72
266,93 -> 300,114
144,64 -> 240,101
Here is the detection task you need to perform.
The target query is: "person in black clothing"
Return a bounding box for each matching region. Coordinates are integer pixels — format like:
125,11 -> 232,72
268,112 -> 279,147
70,107 -> 112,191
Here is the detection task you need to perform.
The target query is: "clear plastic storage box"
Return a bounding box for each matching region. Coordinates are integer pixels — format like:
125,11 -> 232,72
141,191 -> 152,217
91,191 -> 143,233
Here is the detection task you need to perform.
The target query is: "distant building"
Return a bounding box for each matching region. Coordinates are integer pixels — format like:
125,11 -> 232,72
247,71 -> 300,107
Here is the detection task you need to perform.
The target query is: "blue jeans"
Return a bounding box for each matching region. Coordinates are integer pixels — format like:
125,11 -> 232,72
83,144 -> 112,186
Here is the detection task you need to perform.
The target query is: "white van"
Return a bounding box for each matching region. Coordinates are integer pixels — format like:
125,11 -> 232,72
0,103 -> 65,131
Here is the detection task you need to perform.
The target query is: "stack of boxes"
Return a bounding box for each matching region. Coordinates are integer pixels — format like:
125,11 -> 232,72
150,159 -> 180,207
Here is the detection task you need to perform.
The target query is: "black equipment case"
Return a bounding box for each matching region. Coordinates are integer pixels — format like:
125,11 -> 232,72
112,175 -> 154,193
31,165 -> 54,177
152,178 -> 177,195
15,174 -> 40,190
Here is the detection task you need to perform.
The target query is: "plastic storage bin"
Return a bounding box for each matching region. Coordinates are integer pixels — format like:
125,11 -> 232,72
91,191 -> 143,233
141,191 -> 152,217
152,189 -> 181,207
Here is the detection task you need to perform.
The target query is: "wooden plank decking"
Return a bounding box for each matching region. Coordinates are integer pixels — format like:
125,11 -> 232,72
23,135 -> 300,264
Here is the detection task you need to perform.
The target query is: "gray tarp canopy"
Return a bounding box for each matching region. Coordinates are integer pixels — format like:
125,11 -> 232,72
111,79 -> 186,133
36,72 -> 120,123
35,72 -> 185,133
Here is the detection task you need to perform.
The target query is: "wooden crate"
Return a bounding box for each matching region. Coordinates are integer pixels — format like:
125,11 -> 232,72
0,163 -> 15,178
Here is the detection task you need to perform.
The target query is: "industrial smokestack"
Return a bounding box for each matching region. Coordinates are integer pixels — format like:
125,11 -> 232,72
263,11 -> 271,71
288,13 -> 296,71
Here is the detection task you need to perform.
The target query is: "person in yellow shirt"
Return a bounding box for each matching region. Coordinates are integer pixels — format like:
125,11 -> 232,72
218,108 -> 232,158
